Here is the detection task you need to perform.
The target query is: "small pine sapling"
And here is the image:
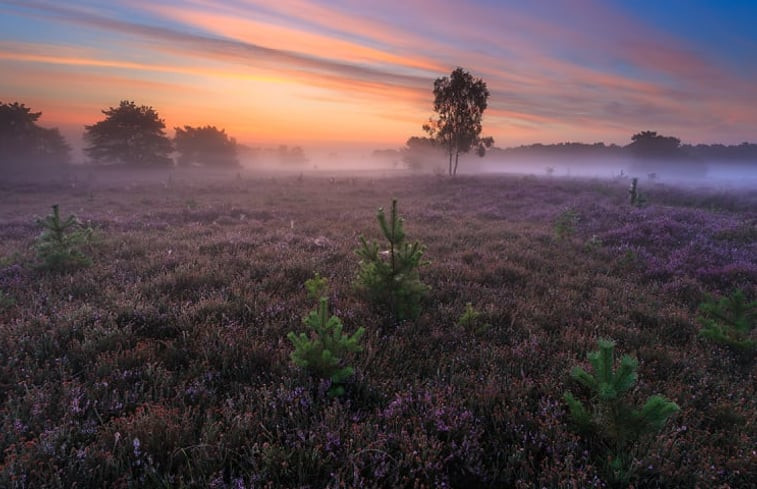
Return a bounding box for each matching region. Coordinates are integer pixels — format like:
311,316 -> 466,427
564,339 -> 679,483
457,302 -> 490,335
287,297 -> 365,397
697,289 -> 756,355
355,199 -> 428,323
553,208 -> 579,240
35,204 -> 92,272
305,272 -> 329,301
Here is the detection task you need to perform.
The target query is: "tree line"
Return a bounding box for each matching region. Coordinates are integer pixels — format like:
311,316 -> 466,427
398,130 -> 757,172
0,102 -> 72,170
1,99 -> 318,172
2,68 -> 495,175
1,100 -> 241,170
5,67 -> 756,174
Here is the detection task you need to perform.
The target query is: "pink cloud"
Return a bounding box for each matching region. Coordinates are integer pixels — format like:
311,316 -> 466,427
2,0 -> 756,146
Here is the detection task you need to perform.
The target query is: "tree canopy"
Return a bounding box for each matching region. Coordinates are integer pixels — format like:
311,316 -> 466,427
0,101 -> 70,170
174,125 -> 239,168
683,142 -> 757,161
423,67 -> 493,176
83,100 -> 173,166
628,131 -> 685,159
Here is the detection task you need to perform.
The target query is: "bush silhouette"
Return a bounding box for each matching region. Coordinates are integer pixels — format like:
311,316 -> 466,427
84,100 -> 173,166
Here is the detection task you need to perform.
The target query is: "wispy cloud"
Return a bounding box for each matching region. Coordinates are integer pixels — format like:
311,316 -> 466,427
1,0 -> 755,146
4,1 -> 433,89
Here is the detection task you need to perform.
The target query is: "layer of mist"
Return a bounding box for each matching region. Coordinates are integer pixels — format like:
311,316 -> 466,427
4,153 -> 754,193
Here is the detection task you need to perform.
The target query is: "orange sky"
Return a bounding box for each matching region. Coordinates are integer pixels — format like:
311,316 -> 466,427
2,0 -> 756,154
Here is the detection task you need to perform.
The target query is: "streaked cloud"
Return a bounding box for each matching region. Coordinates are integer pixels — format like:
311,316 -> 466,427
1,0 -> 755,148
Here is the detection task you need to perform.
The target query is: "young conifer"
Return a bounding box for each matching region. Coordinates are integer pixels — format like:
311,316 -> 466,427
35,204 -> 92,272
355,199 -> 428,323
457,302 -> 490,335
697,289 -> 756,355
564,339 -> 679,483
304,272 -> 329,301
564,339 -> 679,442
288,275 -> 364,397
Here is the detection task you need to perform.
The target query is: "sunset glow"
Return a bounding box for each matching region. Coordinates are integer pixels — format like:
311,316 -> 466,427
2,0 -> 756,152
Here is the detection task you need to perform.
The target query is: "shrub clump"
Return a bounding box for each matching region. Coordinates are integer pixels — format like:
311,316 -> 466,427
697,289 -> 756,355
553,208 -> 579,240
355,199 -> 428,323
457,302 -> 490,335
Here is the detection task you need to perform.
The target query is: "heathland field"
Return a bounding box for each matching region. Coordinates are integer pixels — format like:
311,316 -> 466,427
0,172 -> 755,488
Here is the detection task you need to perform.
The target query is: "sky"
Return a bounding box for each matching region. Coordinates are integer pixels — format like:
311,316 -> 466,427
1,0 -> 756,153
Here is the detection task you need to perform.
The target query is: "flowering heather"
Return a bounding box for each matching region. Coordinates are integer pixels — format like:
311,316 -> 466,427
0,171 -> 754,487
583,203 -> 756,299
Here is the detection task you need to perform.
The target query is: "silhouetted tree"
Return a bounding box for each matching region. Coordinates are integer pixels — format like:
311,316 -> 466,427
627,131 -> 684,159
174,125 -> 239,168
488,142 -> 624,161
1,101 -> 70,170
84,100 -> 173,166
401,136 -> 442,171
682,142 -> 757,161
423,67 -> 494,176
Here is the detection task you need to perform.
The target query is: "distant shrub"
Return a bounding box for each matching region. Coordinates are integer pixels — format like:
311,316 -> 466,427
697,289 -> 756,355
304,272 -> 328,301
584,234 -> 604,252
616,248 -> 640,269
287,297 -> 365,397
0,290 -> 14,310
553,208 -> 579,239
564,339 -> 679,484
457,302 -> 490,335
628,177 -> 646,206
355,199 -> 428,323
35,204 -> 92,272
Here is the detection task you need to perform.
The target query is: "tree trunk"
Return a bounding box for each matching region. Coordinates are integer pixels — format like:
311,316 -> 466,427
453,151 -> 460,176
448,151 -> 453,176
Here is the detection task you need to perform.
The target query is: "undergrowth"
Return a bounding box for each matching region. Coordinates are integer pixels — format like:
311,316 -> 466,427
0,175 -> 754,488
